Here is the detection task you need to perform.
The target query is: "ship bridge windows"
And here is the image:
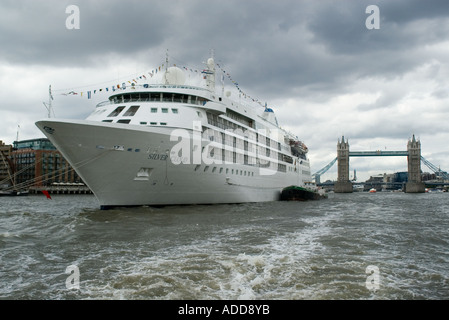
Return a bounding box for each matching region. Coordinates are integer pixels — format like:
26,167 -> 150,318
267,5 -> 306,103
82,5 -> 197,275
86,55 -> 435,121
123,94 -> 131,103
173,94 -> 185,103
123,105 -> 140,116
108,92 -> 209,106
139,93 -> 150,101
163,94 -> 173,103
163,93 -> 187,103
107,106 -> 125,117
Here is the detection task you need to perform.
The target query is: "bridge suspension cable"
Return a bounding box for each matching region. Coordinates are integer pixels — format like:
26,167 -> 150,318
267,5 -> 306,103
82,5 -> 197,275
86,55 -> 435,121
421,156 -> 449,180
312,157 -> 337,179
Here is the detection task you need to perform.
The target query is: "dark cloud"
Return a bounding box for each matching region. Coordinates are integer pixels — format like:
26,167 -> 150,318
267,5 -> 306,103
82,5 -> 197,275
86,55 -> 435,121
307,0 -> 449,54
3,0 -> 449,94
0,0 -> 172,66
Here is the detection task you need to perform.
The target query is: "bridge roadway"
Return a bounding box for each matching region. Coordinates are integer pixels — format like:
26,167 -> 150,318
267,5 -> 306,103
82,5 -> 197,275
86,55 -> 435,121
349,151 -> 408,157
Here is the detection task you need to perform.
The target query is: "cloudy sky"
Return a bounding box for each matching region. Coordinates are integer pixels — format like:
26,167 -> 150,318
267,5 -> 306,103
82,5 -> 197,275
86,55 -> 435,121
1,0 -> 449,182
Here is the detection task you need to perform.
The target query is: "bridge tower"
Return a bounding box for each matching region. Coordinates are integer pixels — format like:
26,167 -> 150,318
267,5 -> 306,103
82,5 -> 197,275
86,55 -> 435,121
334,136 -> 353,193
406,135 -> 425,193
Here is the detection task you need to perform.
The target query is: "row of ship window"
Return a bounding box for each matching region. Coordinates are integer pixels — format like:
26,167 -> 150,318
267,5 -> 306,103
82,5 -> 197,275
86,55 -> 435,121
192,163 -> 302,175
102,120 -> 169,125
191,165 -> 305,175
101,106 -> 180,118
100,106 -> 180,125
194,165 -> 256,177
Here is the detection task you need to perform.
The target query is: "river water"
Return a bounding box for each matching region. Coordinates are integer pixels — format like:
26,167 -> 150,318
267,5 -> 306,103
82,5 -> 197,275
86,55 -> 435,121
0,191 -> 448,300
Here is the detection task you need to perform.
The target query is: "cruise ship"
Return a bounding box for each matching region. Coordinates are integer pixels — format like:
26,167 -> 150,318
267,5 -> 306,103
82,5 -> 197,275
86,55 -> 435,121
36,55 -> 313,209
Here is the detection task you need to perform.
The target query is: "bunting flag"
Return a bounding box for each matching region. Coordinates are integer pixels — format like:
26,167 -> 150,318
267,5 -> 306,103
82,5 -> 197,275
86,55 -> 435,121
61,91 -> 78,96
55,62 -> 167,99
216,63 -> 265,108
54,61 -> 267,108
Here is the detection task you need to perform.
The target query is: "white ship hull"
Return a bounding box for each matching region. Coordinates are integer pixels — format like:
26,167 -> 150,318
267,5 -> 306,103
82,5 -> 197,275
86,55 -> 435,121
36,119 -> 304,208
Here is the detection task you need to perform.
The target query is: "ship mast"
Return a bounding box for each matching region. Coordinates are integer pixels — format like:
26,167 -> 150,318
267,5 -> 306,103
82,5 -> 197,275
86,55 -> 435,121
164,49 -> 169,84
43,85 -> 54,118
204,53 -> 216,92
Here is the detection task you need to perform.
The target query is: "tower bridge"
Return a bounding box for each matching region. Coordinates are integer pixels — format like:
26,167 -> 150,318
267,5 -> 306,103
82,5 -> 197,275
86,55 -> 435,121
312,135 -> 448,193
